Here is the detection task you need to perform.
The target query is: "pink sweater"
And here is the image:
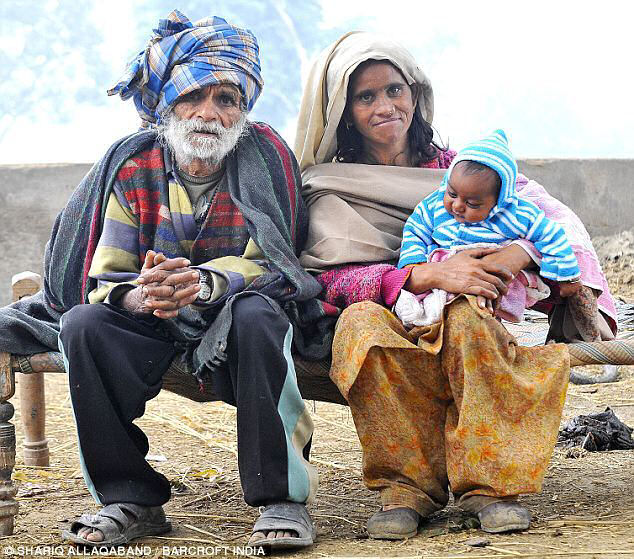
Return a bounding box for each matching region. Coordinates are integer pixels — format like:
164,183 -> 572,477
316,264 -> 410,308
315,150 -> 454,309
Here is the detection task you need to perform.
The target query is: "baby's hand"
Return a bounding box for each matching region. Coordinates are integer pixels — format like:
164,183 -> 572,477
558,280 -> 582,298
476,295 -> 495,314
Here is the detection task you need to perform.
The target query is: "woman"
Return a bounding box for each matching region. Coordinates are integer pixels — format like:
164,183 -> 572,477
294,32 -> 617,540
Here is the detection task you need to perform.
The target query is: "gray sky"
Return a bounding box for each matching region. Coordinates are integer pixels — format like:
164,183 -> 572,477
1,0 -> 631,164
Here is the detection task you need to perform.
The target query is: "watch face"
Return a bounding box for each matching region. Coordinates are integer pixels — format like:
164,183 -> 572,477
198,282 -> 212,302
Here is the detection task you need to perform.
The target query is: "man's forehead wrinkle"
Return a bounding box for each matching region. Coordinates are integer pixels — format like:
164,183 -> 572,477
205,82 -> 242,93
215,83 -> 243,97
171,83 -> 244,113
189,83 -> 232,95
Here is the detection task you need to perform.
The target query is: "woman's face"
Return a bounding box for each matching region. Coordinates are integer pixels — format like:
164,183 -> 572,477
346,61 -> 416,153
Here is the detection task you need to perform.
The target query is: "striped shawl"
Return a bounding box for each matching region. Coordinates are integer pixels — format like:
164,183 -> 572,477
0,124 -> 329,374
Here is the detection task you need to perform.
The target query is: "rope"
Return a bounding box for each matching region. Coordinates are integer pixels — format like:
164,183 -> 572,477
568,339 -> 634,367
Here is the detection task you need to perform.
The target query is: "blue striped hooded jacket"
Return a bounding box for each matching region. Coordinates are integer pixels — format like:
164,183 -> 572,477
398,130 -> 580,282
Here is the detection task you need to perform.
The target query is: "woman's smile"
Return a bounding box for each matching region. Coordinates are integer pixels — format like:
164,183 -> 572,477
373,117 -> 401,127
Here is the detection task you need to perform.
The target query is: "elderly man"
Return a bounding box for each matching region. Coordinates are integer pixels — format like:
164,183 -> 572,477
4,10 -> 320,550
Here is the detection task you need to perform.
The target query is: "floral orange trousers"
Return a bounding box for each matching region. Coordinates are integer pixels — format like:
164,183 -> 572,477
330,297 -> 569,516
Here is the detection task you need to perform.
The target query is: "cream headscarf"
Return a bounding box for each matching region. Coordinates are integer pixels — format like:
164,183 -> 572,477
294,31 -> 434,173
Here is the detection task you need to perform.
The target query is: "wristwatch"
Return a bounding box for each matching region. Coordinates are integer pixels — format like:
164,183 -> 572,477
196,270 -> 213,303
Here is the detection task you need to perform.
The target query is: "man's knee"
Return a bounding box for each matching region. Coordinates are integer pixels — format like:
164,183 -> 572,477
59,304 -> 113,343
230,295 -> 288,338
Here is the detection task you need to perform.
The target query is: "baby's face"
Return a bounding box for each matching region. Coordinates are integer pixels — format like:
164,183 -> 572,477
443,166 -> 499,223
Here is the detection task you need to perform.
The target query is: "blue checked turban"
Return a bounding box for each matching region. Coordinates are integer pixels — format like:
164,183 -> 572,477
108,10 -> 263,124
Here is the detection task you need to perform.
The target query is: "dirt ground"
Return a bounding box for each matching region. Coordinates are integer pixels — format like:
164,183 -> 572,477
3,234 -> 634,559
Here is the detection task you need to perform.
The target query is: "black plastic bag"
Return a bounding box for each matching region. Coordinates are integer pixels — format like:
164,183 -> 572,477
557,407 -> 634,451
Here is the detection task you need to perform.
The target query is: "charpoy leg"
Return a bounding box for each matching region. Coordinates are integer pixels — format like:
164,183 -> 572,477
441,297 -> 569,506
331,301 -> 450,517
18,372 -> 49,467
0,352 -> 18,535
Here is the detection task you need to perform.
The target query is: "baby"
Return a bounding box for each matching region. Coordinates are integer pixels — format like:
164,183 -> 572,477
397,129 -> 593,330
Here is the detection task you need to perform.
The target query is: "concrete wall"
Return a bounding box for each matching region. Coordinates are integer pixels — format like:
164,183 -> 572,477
0,159 -> 632,306
0,163 -> 91,306
517,159 -> 634,239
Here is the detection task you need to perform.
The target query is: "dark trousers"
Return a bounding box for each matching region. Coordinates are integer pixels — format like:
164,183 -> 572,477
59,295 -> 316,507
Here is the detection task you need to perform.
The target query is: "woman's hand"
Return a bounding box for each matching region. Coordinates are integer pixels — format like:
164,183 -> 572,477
121,251 -> 201,319
480,243 -> 535,278
405,247 -> 513,301
476,295 -> 495,314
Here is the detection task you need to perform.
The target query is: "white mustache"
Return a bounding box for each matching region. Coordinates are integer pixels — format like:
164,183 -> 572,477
178,119 -> 225,136
157,111 -> 247,167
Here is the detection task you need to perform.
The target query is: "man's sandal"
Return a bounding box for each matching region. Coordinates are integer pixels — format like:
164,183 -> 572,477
366,507 -> 421,540
477,502 -> 531,533
62,503 -> 171,546
249,502 -> 316,550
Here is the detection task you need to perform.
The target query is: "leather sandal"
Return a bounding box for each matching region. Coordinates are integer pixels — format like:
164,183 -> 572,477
477,502 -> 531,533
249,502 -> 316,550
62,503 -> 171,546
367,507 -> 421,540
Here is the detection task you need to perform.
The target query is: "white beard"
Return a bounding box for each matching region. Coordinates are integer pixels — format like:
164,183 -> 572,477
157,111 -> 248,168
